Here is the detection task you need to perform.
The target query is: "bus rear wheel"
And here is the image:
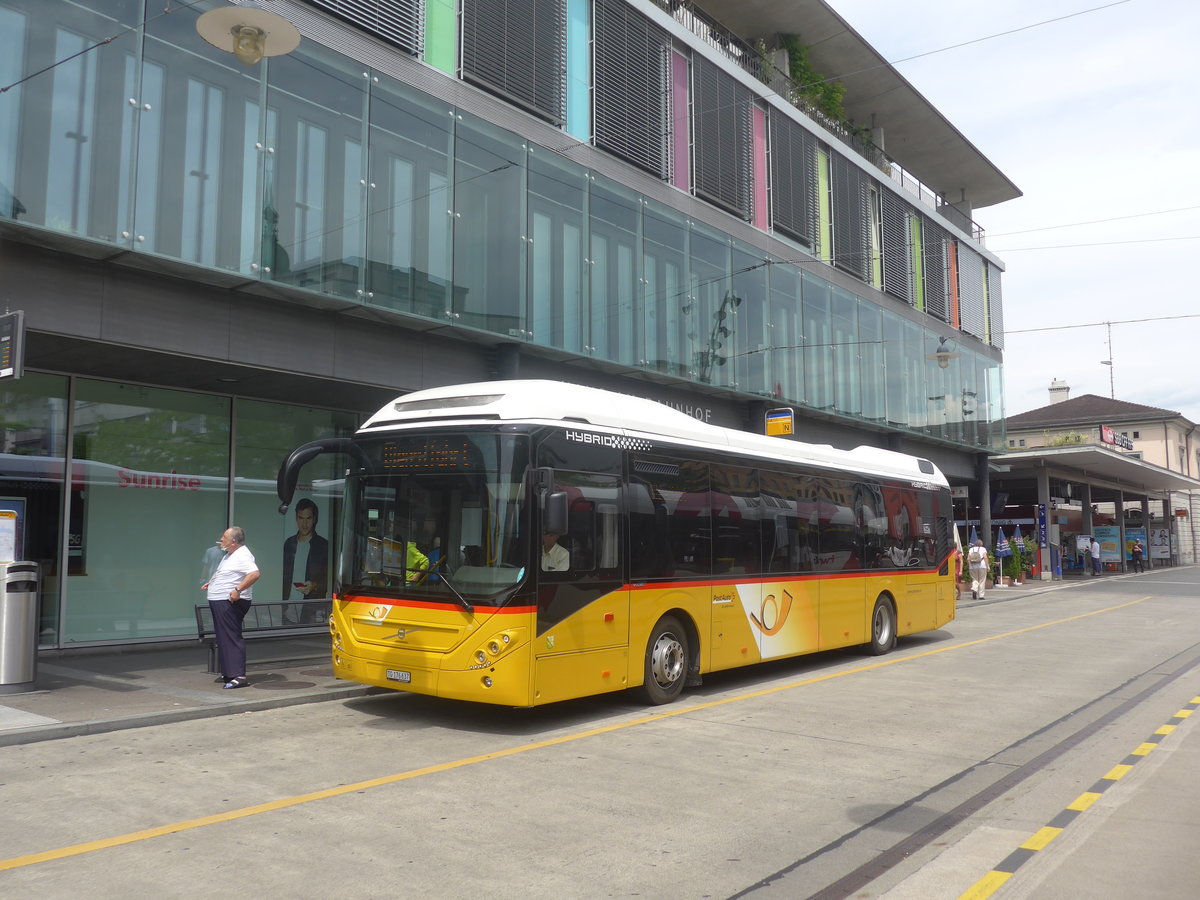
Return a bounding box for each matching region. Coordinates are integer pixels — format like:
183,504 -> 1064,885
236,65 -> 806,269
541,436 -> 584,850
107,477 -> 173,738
869,596 -> 896,655
640,615 -> 689,704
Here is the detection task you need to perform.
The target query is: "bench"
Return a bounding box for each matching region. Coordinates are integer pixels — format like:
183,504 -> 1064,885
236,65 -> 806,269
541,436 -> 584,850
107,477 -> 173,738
195,600 -> 330,674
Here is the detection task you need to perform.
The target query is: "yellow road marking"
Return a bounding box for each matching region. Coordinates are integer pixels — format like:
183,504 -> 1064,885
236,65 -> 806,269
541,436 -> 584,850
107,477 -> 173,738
0,595 -> 1153,872
959,870 -> 1012,899
1103,763 -> 1133,781
1131,742 -> 1157,756
1020,826 -> 1062,850
1067,792 -> 1101,811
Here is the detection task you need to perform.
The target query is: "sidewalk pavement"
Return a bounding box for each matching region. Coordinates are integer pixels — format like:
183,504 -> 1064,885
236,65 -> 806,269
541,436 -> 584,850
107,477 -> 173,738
0,635 -> 378,747
0,573 -> 1119,747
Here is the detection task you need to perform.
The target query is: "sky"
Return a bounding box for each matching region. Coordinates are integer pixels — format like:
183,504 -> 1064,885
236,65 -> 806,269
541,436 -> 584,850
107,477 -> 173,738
826,0 -> 1200,422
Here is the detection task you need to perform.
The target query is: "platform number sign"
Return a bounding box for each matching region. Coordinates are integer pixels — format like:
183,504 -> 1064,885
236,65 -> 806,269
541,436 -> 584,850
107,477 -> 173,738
0,311 -> 24,381
765,408 -> 794,436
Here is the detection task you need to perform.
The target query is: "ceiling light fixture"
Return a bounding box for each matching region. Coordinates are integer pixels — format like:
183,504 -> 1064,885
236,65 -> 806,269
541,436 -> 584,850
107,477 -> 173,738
925,336 -> 961,370
196,5 -> 301,66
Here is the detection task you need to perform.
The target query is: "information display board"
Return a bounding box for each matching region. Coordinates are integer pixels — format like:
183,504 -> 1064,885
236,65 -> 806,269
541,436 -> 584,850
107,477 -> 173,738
0,310 -> 25,381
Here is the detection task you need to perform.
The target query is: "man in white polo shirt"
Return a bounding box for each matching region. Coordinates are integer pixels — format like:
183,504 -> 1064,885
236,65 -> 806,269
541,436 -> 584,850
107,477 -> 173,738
204,526 -> 260,689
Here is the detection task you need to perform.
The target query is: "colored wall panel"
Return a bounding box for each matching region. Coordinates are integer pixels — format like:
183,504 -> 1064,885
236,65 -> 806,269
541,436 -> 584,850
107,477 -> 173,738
565,0 -> 590,140
424,0 -> 456,75
671,51 -> 690,191
752,106 -> 767,229
947,240 -> 960,327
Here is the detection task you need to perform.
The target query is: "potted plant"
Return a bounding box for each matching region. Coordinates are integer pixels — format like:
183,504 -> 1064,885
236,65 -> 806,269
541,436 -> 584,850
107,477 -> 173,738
1003,549 -> 1023,585
1003,549 -> 1022,585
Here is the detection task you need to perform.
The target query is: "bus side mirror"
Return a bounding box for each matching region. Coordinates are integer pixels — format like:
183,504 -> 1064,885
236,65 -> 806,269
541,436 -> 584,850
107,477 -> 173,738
276,437 -> 370,514
543,490 -> 569,537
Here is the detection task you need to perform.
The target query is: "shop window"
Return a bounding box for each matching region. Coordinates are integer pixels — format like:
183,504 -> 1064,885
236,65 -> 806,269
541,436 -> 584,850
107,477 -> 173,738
234,399 -> 359,619
0,372 -> 68,646
65,381 -> 230,643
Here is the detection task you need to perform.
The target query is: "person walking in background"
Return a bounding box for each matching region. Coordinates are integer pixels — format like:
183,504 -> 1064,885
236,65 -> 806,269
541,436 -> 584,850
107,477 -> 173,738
1090,536 -> 1102,576
1131,539 -> 1145,573
282,498 -> 329,624
204,526 -> 260,689
199,537 -> 224,587
967,539 -> 989,600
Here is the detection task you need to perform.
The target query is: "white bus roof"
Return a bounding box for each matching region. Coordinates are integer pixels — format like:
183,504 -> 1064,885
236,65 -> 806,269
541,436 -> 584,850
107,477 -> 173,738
359,380 -> 946,486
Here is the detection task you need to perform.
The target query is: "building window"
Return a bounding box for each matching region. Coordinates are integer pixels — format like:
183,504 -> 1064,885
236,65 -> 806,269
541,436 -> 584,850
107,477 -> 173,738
1018,439 -> 1025,447
830,154 -> 870,280
692,56 -> 753,220
768,108 -> 817,248
303,0 -> 423,56
461,0 -> 566,125
1132,431 -> 1140,438
593,0 -> 671,179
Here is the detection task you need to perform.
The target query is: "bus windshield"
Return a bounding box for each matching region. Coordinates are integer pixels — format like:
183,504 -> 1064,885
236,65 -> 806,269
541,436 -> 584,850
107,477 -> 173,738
338,433 -> 531,606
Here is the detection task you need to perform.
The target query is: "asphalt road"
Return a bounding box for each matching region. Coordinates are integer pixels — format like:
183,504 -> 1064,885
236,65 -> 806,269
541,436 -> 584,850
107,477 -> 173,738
2,571 -> 1198,899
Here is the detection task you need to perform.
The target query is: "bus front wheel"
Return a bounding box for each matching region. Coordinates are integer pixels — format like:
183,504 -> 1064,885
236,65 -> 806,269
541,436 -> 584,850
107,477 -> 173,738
869,596 -> 896,655
640,616 -> 689,704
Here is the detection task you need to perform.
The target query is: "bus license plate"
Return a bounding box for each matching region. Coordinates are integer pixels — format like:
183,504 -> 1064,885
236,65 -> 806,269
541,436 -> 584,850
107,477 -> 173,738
385,669 -> 411,683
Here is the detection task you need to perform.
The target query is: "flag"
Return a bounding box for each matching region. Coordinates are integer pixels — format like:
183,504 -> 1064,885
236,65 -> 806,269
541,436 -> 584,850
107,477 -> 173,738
1013,524 -> 1026,553
995,527 -> 1012,558
969,525 -> 978,545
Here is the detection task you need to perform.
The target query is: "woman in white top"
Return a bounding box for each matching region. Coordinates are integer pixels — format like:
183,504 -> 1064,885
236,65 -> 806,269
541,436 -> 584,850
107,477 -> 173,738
967,539 -> 990,600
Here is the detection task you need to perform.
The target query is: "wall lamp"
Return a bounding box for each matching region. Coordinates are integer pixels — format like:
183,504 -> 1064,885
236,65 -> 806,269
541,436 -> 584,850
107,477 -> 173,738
196,4 -> 301,66
925,336 -> 961,370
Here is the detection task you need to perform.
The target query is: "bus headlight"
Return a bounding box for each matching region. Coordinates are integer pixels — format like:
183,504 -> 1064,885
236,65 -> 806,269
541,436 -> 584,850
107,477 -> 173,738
469,629 -> 524,669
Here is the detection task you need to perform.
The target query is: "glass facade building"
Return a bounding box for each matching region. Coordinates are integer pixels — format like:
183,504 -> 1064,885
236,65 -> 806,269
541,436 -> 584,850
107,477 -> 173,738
0,0 -> 1013,647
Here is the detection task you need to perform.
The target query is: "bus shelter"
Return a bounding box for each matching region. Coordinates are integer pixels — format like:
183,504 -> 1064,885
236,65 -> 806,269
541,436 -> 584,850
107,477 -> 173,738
962,446 -> 1200,580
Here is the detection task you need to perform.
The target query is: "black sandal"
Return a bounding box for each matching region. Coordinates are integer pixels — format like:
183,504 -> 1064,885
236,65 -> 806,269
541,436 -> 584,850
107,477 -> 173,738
223,676 -> 250,689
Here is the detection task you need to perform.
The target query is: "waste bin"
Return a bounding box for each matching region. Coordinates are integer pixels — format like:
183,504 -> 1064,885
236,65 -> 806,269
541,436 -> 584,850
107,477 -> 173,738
0,561 -> 40,693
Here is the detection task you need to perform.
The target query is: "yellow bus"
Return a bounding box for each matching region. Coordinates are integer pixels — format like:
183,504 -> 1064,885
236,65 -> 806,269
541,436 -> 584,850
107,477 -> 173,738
277,381 -> 957,706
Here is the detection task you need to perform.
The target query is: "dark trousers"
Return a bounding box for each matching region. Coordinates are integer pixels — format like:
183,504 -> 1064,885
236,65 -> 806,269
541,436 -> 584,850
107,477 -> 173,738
210,597 -> 251,679
1132,556 -> 1144,573
1093,557 -> 1102,575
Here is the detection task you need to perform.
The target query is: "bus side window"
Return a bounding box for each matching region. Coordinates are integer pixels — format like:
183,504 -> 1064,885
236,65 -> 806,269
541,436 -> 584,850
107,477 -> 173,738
711,463 -> 761,575
815,476 -> 860,572
544,472 -> 622,581
627,481 -> 667,579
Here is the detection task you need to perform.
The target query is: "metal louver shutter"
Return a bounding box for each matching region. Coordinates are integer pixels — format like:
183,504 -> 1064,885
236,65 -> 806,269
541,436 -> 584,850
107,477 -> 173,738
462,0 -> 565,125
769,109 -> 816,247
831,155 -> 869,280
301,0 -> 423,55
922,217 -> 949,322
594,0 -> 670,179
880,190 -> 911,304
693,56 -> 753,220
987,262 -> 1005,349
958,245 -> 986,340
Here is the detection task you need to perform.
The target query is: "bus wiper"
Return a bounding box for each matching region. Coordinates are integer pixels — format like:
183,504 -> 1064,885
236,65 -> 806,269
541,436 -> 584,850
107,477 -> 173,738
421,558 -> 473,613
